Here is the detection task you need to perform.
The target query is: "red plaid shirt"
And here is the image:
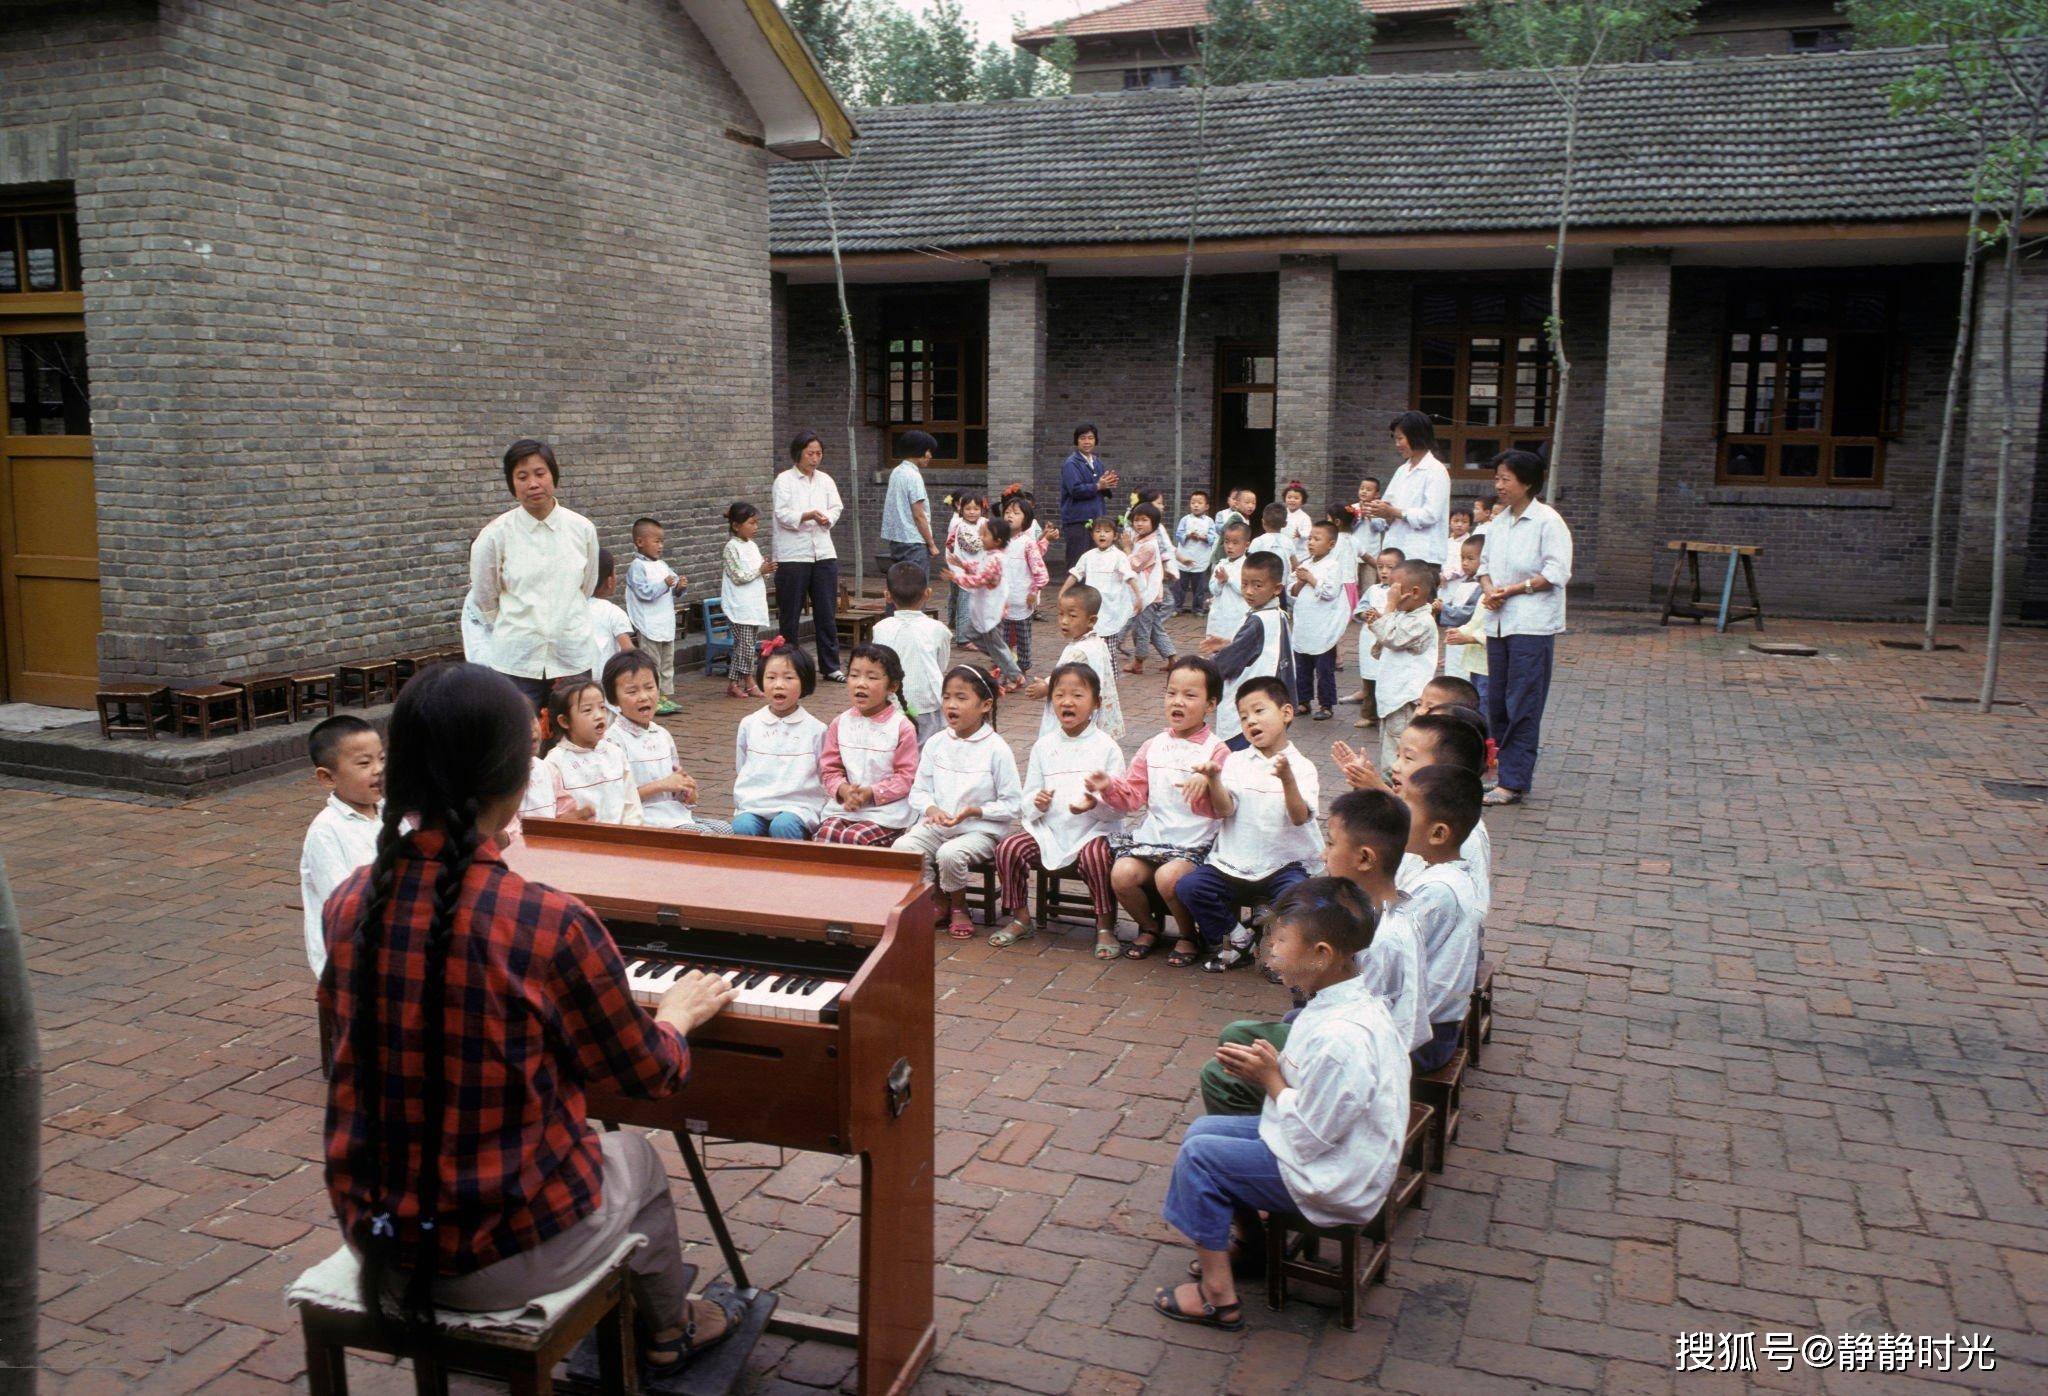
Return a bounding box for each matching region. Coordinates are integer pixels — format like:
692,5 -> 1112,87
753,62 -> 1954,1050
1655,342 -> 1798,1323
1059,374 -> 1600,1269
320,832 -> 688,1276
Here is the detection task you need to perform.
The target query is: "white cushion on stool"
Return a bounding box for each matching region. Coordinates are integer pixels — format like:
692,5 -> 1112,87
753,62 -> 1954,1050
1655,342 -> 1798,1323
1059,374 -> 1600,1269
286,1233 -> 645,1336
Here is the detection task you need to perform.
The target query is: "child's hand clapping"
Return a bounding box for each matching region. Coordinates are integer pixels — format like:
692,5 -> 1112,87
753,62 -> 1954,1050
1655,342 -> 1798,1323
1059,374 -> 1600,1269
1272,754 -> 1296,788
1083,770 -> 1112,794
1069,791 -> 1097,815
1331,741 -> 1383,791
1026,676 -> 1050,699
1033,789 -> 1054,813
1215,1038 -> 1285,1095
1198,635 -> 1226,656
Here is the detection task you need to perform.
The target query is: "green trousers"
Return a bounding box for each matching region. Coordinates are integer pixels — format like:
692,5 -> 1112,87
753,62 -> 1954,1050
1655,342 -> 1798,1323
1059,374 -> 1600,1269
1197,1019 -> 1293,1116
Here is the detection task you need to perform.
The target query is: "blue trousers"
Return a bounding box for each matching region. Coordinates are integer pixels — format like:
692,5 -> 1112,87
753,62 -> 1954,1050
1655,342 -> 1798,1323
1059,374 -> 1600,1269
1485,633 -> 1555,794
1162,1114 -> 1297,1252
1176,862 -> 1311,946
1413,1018 -> 1462,1073
731,811 -> 811,840
1292,648 -> 1337,711
1176,569 -> 1210,613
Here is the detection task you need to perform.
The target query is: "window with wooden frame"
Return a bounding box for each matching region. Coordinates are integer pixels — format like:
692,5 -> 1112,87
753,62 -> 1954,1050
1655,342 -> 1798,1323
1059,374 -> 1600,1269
1412,284 -> 1555,476
0,203 -> 82,297
1716,278 -> 1900,487
862,330 -> 987,470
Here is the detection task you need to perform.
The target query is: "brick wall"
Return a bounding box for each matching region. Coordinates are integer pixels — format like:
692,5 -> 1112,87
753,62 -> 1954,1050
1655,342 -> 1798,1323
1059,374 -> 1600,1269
1954,253 -> 2047,617
1595,250 -> 1675,599
3,0 -> 778,685
1276,256 -> 1339,509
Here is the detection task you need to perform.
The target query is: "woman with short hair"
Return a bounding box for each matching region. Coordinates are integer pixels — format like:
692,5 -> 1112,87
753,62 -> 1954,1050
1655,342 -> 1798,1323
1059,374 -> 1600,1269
1475,449 -> 1574,806
467,439 -> 601,709
1057,423 -> 1120,570
772,430 -> 847,681
1360,411 -> 1451,568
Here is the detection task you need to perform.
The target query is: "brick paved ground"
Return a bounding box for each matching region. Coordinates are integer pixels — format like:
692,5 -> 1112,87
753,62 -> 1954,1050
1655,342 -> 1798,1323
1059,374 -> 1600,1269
12,612 -> 2048,1395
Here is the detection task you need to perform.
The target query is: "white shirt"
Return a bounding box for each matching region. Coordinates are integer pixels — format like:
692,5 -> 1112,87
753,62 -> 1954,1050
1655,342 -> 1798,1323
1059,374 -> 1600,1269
623,555 -> 679,643
732,706 -> 828,823
959,549 -> 1008,635
1478,498 -> 1574,638
1069,547 -> 1138,636
1354,582 -> 1389,678
1357,896 -> 1433,1053
909,723 -> 1022,840
602,715 -> 700,830
823,706 -> 920,829
1259,974 -> 1408,1230
1282,507 -> 1315,566
1002,535 -> 1041,622
545,739 -> 645,825
1129,534 -> 1167,608
872,612 -> 951,721
1465,818 -> 1492,922
1248,533 -> 1288,563
1382,453 -> 1452,565
467,503 -> 601,680
1289,548 -> 1352,657
519,755 -> 566,820
1022,725 -> 1127,870
585,597 -> 633,677
1202,742 -> 1322,881
1176,513 -> 1218,572
720,537 -> 771,628
1397,856 -> 1483,1025
771,466 -> 843,563
300,795 -> 381,977
1207,555 -> 1248,641
1216,604 -> 1289,743
1098,727 -> 1228,851
461,597 -> 495,667
1366,607 -> 1438,716
1038,633 -> 1123,741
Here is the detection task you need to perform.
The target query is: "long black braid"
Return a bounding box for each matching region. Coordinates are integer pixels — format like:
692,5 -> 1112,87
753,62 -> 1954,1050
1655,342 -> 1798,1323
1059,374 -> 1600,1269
338,665 -> 537,1344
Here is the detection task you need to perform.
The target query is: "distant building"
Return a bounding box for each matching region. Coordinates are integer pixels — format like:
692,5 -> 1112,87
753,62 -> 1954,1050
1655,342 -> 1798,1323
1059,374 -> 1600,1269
1016,0 -> 1854,93
771,47 -> 2048,619
0,0 -> 849,705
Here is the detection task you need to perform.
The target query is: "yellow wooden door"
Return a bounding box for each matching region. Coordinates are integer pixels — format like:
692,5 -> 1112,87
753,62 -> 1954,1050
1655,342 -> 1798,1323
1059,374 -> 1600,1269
1,327 -> 99,707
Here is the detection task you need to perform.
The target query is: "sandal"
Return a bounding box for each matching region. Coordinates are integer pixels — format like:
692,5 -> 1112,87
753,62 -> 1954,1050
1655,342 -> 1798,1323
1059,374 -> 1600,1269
1125,930 -> 1161,961
947,907 -> 977,940
1482,787 -> 1524,807
639,1289 -> 745,1373
1165,939 -> 1200,968
1152,1285 -> 1245,1332
989,919 -> 1034,948
1094,930 -> 1121,960
1201,942 -> 1259,973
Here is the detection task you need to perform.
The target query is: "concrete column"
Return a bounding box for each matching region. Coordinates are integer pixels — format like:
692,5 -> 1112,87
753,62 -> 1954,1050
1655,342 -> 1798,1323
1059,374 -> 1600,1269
1593,248 -> 1674,602
1276,255 -> 1339,508
987,263 -> 1049,514
1954,252 -> 2048,616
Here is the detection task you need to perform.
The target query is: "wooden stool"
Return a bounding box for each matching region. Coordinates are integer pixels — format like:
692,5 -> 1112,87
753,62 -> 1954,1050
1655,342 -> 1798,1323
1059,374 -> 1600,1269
173,684 -> 248,739
1263,1109 -> 1430,1332
232,673 -> 296,728
1034,864 -> 1109,933
291,1244 -> 634,1396
1412,1046 -> 1468,1174
95,684 -> 170,740
1396,1101 -> 1432,1211
957,862 -> 1001,928
337,660 -> 398,708
1467,956 -> 1499,1069
293,671 -> 338,722
1660,541 -> 1764,632
393,650 -> 447,693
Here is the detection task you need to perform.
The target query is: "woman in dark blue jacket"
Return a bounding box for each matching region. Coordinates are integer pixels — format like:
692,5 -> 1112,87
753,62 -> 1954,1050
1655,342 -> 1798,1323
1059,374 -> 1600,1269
1057,423 -> 1119,569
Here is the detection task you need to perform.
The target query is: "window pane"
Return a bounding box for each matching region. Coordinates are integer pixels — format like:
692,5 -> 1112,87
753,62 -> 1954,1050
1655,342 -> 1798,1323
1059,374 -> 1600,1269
1466,337 -> 1502,425
1252,356 -> 1275,386
1831,444 -> 1877,480
1247,394 -> 1274,430
0,233 -> 16,293
1833,333 -> 1886,436
1517,289 -> 1549,324
1470,289 -> 1507,325
930,431 -> 958,460
965,428 -> 988,465
1223,352 -> 1257,386
963,338 -> 985,426
1416,291 -> 1458,329
1780,444 -> 1821,478
5,334 -> 92,434
21,216 -> 60,291
1723,442 -> 1767,477
1784,336 -> 1828,431
1513,335 -> 1550,427
1463,438 -> 1499,469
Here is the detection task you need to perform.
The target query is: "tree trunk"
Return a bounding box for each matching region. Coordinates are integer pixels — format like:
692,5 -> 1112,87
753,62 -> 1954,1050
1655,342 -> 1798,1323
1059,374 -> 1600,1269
1925,215 -> 1981,650
1980,218 -> 2019,712
1172,81 -> 1211,515
1542,83 -> 1581,499
0,856 -> 40,1396
817,171 -> 864,598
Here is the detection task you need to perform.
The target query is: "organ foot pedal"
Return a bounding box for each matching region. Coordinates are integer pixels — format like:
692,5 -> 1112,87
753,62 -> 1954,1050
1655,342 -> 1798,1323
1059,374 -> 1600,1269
563,1281 -> 777,1396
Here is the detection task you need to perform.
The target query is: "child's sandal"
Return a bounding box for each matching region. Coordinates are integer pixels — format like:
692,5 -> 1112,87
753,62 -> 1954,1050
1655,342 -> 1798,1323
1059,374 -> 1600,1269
1152,1286 -> 1245,1332
946,908 -> 977,940
1125,930 -> 1161,960
988,919 -> 1034,948
1165,939 -> 1200,968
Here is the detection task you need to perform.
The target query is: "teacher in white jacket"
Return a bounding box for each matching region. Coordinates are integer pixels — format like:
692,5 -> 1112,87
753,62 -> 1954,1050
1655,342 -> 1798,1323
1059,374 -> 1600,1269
1359,411 -> 1451,568
772,430 -> 847,681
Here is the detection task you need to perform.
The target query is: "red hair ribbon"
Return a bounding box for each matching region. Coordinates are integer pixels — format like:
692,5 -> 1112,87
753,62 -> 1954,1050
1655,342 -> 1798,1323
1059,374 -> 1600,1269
757,635 -> 788,659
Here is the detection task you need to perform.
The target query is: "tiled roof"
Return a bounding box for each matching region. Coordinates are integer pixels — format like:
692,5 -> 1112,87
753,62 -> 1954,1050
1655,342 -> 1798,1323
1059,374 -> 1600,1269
1015,0 -> 1456,43
769,46 -> 2016,255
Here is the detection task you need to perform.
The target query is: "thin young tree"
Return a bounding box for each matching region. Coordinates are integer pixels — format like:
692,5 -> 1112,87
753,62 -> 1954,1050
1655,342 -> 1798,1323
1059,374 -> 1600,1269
1461,0 -> 1698,495
813,160 -> 867,597
0,858 -> 39,1396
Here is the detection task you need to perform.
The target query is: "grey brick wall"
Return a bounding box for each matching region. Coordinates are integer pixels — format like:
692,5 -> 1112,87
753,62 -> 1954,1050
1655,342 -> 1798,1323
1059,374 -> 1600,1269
988,264 -> 1049,510
1954,254 -> 2046,616
1276,255 -> 1338,510
3,0 -> 777,685
1595,250 -> 1675,599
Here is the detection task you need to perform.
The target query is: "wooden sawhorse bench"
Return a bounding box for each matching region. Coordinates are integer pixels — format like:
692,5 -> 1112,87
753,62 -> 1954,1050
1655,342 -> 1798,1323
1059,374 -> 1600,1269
1660,541 -> 1763,633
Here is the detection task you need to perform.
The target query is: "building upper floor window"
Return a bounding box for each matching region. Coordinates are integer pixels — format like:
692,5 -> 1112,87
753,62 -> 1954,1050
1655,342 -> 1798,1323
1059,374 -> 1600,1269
1412,284 -> 1555,476
0,205 -> 81,295
1790,27 -> 1850,54
1718,277 -> 1900,488
1123,66 -> 1189,89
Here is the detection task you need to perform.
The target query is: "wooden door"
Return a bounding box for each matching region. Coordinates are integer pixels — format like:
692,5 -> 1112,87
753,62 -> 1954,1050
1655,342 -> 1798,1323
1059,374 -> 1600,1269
1214,340 -> 1277,506
1,325 -> 99,707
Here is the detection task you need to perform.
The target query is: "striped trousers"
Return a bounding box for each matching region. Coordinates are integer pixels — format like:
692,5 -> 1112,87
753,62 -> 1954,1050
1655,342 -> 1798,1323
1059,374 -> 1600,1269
996,831 -> 1115,919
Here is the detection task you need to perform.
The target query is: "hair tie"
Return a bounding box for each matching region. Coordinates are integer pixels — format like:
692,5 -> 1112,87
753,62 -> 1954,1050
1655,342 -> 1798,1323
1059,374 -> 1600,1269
758,635 -> 788,659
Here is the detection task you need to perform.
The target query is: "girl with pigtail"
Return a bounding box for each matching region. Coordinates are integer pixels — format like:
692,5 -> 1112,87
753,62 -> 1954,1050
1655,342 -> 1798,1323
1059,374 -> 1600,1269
319,663 -> 739,1375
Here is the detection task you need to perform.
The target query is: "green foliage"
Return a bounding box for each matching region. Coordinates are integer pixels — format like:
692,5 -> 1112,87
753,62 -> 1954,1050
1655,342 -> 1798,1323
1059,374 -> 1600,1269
787,1 -> 1071,106
1459,0 -> 1700,71
1202,0 -> 1376,86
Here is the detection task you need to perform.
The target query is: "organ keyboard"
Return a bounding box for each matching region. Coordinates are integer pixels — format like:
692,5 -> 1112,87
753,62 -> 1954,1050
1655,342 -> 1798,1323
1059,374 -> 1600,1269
501,819 -> 935,1396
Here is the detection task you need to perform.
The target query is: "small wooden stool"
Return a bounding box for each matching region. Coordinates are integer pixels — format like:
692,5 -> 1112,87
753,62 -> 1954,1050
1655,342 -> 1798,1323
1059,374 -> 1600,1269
957,862 -> 1002,928
293,671 -> 338,722
337,660 -> 399,708
1660,541 -> 1764,632
173,684 -> 248,739
95,684 -> 170,740
1466,956 -> 1499,1069
1412,1046 -> 1468,1174
1034,865 -> 1109,933
232,673 -> 296,728
291,1244 -> 634,1396
1264,1105 -> 1430,1330
393,650 -> 447,693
